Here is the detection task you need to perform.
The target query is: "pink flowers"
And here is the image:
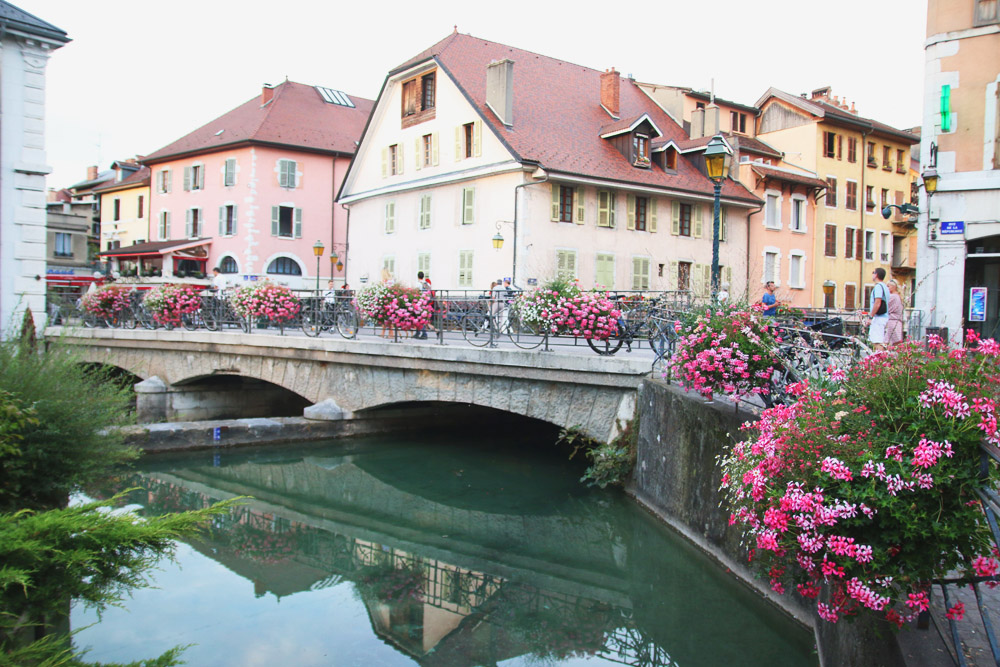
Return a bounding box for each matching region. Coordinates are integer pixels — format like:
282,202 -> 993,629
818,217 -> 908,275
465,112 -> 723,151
514,286 -> 620,340
143,284 -> 202,325
82,284 -> 133,319
355,282 -> 432,331
230,282 -> 301,323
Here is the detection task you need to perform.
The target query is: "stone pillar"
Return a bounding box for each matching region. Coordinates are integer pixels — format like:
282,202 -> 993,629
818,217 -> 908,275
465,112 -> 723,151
134,376 -> 168,423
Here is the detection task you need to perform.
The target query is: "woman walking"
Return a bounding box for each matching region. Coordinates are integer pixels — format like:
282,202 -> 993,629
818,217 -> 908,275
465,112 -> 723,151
885,279 -> 905,346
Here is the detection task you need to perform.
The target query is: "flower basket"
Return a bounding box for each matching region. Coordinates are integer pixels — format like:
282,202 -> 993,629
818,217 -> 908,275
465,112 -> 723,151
230,281 -> 301,325
81,284 -> 132,320
355,282 -> 391,324
512,278 -> 620,340
143,283 -> 202,327
669,305 -> 781,401
720,333 -> 1000,626
355,282 -> 432,331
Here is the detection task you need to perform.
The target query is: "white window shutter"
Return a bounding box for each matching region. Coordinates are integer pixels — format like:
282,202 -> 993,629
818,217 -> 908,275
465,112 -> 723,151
671,201 -> 680,235
218,206 -> 224,235
551,184 -> 560,221
271,206 -> 279,236
597,191 -> 609,227
473,121 -> 482,157
185,209 -> 193,238
381,149 -> 388,178
294,208 -> 303,238
694,205 -> 704,238
414,137 -> 422,171
432,132 -> 440,166
463,187 -> 474,225
397,144 -> 404,175
198,165 -> 205,190
668,261 -> 678,289
568,251 -> 577,278
183,167 -> 191,192
627,195 -> 636,230
649,198 -> 658,233
455,126 -> 462,160
232,206 -> 238,235
575,187 -> 585,224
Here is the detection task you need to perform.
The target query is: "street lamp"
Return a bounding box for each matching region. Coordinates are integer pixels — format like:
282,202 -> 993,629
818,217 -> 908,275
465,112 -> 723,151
822,280 -> 836,320
921,168 -> 939,240
312,240 -> 324,293
492,221 -> 504,250
704,135 -> 733,299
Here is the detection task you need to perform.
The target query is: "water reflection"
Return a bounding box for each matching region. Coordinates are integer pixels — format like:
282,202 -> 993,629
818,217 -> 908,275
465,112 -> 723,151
76,435 -> 814,666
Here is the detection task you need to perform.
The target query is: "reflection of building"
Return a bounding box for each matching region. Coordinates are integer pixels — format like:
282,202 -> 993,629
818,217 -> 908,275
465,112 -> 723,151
0,2 -> 69,334
918,0 -> 1000,342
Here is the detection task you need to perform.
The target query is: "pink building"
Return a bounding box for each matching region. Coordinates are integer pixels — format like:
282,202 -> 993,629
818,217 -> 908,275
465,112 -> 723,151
135,81 -> 372,288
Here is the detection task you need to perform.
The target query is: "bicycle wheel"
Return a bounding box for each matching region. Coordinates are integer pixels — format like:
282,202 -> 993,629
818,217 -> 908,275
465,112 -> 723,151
203,307 -> 220,332
587,334 -> 624,356
337,308 -> 359,339
301,307 -> 324,337
121,310 -> 137,329
182,312 -> 201,331
82,312 -> 97,328
507,314 -> 544,350
240,315 -> 253,334
461,311 -> 493,347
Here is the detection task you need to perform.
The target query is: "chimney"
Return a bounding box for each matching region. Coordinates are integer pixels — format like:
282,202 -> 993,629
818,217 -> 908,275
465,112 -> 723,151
486,59 -> 514,127
86,165 -> 98,181
600,68 -> 620,118
810,86 -> 831,101
850,101 -> 857,115
690,107 -> 705,139
261,84 -> 275,106
704,104 -> 720,137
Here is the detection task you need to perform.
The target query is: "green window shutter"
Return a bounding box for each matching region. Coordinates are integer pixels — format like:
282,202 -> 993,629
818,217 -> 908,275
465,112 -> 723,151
597,191 -> 609,227
462,187 -> 475,225
294,208 -> 303,238
271,206 -> 279,236
720,207 -> 728,242
595,253 -> 614,288
668,261 -> 678,289
940,85 -> 951,132
397,143 -> 404,175
381,148 -> 388,178
694,205 -> 704,238
692,263 -> 705,296
556,250 -> 567,278
575,187 -> 585,224
388,202 -> 396,233
183,167 -> 191,191
232,205 -> 238,235
627,195 -> 636,230
725,266 -> 732,287
218,206 -> 224,235
473,121 -> 482,157
609,193 -> 616,228
671,201 -> 680,235
631,257 -> 642,290
185,209 -> 193,237
458,250 -> 473,287
414,137 -> 422,171
551,184 -> 560,221
649,198 -> 658,233
432,132 -> 440,166
703,265 -> 712,295
455,126 -> 462,160
420,195 -> 431,229
568,251 -> 577,278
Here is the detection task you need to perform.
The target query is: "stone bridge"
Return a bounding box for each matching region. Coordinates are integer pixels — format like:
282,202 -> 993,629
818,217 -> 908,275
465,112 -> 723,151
49,328 -> 649,442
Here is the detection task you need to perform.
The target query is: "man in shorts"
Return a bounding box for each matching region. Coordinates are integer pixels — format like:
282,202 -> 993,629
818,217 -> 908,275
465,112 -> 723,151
868,267 -> 890,349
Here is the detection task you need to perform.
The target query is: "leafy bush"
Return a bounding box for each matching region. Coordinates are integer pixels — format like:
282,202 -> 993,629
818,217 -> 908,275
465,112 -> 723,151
720,333 -> 1000,626
558,417 -> 637,488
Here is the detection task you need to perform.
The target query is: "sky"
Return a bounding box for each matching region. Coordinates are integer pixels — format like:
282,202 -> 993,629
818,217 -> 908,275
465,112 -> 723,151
20,0 -> 929,190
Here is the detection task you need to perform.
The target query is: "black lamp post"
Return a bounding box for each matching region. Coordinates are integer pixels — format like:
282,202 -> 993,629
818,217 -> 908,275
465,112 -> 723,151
704,135 -> 733,299
312,240 -> 324,293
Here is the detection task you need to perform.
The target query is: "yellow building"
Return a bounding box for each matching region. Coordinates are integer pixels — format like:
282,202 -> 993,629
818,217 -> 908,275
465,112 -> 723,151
756,87 -> 918,311
93,160 -> 150,251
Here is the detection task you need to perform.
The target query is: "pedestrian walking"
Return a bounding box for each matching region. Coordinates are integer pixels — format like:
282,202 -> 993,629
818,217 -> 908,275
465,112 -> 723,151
414,271 -> 431,339
867,268 -> 890,350
761,281 -> 778,316
885,279 -> 905,346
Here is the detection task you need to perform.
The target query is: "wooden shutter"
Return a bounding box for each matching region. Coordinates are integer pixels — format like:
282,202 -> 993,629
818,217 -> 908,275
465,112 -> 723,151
694,205 -> 704,238
551,184 -> 560,221
671,201 -> 680,235
385,202 -> 395,233
183,167 -> 191,191
185,209 -> 193,237
432,132 -> 440,166
649,198 -> 658,233
627,195 -> 636,230
856,229 -> 863,259
596,253 -> 614,288
575,187 -> 584,224
668,261 -> 678,289
631,257 -> 642,290
455,126 -> 462,160
271,206 -> 279,236
294,208 -> 303,238
609,193 -> 616,228
597,191 -> 609,227
382,148 -> 388,177
198,165 -> 206,190
420,195 -> 431,229
218,206 -> 224,235
414,137 -> 422,170
692,263 -> 704,296
473,120 -> 482,157
463,187 -> 474,225
397,144 -> 404,175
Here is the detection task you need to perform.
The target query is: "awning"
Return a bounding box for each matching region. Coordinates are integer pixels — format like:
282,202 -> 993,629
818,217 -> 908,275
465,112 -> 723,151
98,239 -> 211,258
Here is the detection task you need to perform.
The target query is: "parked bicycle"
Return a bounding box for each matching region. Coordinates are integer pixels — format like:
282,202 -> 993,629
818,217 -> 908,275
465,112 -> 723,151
460,298 -> 543,349
301,296 -> 359,339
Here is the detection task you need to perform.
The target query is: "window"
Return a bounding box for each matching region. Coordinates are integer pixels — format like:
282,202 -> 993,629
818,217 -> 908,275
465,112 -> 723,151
401,70 -> 436,122
975,0 -> 998,25
219,256 -> 238,274
224,158 -> 237,186
595,253 -> 615,288
633,134 -> 650,165
419,195 -> 432,229
730,111 -> 747,134
665,146 -> 678,170
113,198 -> 121,221
421,134 -> 433,167
845,181 -> 858,210
219,204 -> 237,236
631,257 -> 650,290
558,186 -> 574,222
421,73 -> 435,111
845,284 -> 856,310
634,196 -> 648,231
824,284 -> 836,309
157,169 -> 171,194
880,232 -> 891,263
847,137 -> 857,163
271,205 -> 302,238
865,185 -> 875,210
826,177 -> 837,207
882,146 -> 892,170
417,253 -> 431,277
267,257 -> 302,276
677,261 -> 692,291
459,121 -> 481,159
382,256 -> 395,279
597,190 -> 616,228
54,232 -> 72,257
462,187 -> 475,225
845,227 -> 856,259
184,164 -> 204,191
185,208 -> 202,238
387,145 -> 401,176
137,195 -> 144,218
896,149 -> 906,174
678,203 -> 692,236
865,230 -> 875,261
823,131 -> 836,158
458,250 -> 473,287
764,251 -> 778,284
158,211 -> 170,241
791,198 -> 805,232
824,224 -> 837,257
765,193 -> 780,229
384,201 -> 395,234
880,188 -> 890,210
789,252 -> 804,289
867,141 -> 877,166
278,159 -> 298,188
556,250 -> 578,281
719,207 -> 728,242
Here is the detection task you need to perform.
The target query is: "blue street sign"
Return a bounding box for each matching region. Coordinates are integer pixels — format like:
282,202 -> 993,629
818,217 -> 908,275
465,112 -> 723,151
940,220 -> 964,235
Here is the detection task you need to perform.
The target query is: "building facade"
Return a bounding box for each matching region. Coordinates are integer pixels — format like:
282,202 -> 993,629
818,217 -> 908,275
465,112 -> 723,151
918,0 -> 1000,342
93,160 -> 150,251
0,2 -> 68,334
338,32 -> 760,297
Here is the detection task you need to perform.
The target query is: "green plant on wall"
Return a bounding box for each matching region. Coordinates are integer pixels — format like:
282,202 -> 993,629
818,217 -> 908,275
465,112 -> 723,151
557,417 -> 637,489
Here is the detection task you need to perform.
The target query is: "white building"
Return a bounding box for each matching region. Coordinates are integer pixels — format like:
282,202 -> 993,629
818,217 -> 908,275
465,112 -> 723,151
0,2 -> 68,336
338,31 -> 760,296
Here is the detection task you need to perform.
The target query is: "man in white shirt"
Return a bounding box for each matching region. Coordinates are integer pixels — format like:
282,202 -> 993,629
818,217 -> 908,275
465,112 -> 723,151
868,267 -> 890,350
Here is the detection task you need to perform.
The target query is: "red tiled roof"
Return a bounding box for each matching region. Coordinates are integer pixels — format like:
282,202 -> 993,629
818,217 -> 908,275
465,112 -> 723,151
599,114 -> 658,138
92,166 -> 150,194
413,33 -> 757,204
143,81 -> 374,164
750,164 -> 829,189
673,133 -> 782,159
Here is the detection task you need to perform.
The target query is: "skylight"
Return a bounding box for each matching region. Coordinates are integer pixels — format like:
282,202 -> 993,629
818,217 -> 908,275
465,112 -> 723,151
315,87 -> 355,107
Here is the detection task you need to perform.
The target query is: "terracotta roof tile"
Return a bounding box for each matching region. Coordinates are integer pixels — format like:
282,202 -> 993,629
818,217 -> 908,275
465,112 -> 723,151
750,164 -> 829,189
143,81 -> 374,164
92,166 -> 150,193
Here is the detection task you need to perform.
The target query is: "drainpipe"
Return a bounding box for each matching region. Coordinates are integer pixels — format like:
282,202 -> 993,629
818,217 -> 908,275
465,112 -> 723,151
746,199 -> 765,302
340,202 -> 350,284
512,166 -> 548,288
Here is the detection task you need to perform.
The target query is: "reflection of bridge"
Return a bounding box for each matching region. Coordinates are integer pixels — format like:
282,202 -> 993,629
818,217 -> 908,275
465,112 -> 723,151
52,328 -> 647,442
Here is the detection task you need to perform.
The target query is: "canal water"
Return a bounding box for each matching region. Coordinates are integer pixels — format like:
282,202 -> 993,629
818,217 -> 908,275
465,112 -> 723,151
72,427 -> 816,666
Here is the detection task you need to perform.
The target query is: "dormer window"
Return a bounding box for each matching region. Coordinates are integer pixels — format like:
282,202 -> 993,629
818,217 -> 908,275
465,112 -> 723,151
401,70 -> 437,128
633,134 -> 650,167
665,146 -> 678,171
